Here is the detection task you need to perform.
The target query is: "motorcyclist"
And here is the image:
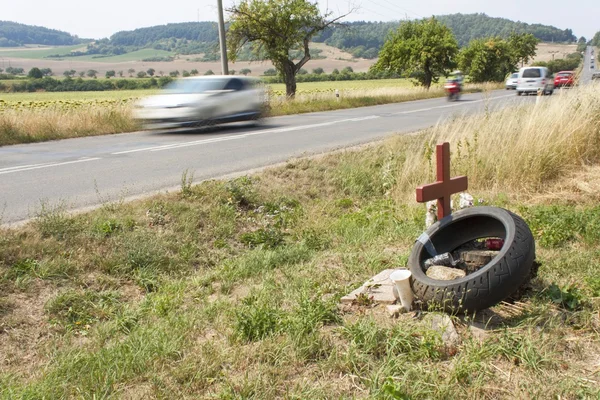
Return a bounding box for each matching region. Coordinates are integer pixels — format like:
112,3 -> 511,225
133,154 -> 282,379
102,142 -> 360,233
449,70 -> 464,91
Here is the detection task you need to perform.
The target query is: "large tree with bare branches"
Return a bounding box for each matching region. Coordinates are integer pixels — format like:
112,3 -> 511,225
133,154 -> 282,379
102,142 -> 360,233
227,0 -> 349,98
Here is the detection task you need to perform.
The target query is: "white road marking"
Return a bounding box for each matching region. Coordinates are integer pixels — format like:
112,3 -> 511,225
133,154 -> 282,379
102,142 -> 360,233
393,93 -> 514,115
112,115 -> 381,155
0,157 -> 101,176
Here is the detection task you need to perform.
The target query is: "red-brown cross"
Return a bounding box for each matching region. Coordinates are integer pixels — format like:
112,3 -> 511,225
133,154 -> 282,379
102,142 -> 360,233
416,142 -> 468,220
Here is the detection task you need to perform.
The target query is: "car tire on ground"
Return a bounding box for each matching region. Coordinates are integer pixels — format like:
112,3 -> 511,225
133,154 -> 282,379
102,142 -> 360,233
516,91 -> 522,96
408,206 -> 535,313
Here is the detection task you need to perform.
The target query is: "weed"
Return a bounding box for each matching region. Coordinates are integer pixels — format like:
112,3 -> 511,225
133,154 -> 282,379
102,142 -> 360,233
34,201 -> 77,240
545,283 -> 584,311
180,169 -> 195,199
46,289 -> 122,331
240,227 -> 285,249
234,293 -> 283,342
226,176 -> 258,209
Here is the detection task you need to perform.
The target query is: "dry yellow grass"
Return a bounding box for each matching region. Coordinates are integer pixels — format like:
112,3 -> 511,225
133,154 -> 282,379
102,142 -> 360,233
390,83 -> 600,202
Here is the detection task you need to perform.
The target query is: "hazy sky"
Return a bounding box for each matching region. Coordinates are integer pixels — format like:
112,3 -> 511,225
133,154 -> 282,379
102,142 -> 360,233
3,0 -> 597,40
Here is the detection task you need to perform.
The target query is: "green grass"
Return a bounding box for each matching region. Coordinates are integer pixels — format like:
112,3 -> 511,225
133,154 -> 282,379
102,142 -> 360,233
0,44 -> 86,59
0,89 -> 156,102
1,93 -> 599,397
58,49 -> 174,63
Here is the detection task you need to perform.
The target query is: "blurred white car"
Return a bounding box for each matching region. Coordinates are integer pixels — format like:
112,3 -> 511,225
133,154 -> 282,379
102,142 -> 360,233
134,76 -> 266,130
505,72 -> 519,90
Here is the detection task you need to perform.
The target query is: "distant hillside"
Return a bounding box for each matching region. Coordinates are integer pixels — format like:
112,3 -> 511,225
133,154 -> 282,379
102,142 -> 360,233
109,22 -> 218,52
313,14 -> 576,58
436,13 -> 576,46
0,21 -> 84,47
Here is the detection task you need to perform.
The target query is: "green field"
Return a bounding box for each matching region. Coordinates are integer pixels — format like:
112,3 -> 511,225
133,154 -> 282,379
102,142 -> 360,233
59,48 -> 174,63
0,45 -> 86,59
0,46 -> 174,62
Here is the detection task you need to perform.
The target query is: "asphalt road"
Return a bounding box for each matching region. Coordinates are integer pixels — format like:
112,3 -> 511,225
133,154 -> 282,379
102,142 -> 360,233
0,89 -> 559,226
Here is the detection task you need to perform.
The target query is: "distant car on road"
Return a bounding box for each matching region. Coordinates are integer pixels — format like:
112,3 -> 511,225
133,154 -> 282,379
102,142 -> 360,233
592,72 -> 600,81
134,76 -> 266,130
554,71 -> 574,88
505,72 -> 519,90
516,67 -> 554,96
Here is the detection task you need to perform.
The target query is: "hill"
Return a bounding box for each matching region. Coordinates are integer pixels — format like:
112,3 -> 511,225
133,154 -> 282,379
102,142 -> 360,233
0,21 -> 84,47
313,14 -> 577,58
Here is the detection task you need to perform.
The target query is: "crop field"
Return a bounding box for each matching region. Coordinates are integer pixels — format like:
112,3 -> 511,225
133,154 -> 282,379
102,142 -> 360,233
57,48 -> 175,63
0,44 -> 86,59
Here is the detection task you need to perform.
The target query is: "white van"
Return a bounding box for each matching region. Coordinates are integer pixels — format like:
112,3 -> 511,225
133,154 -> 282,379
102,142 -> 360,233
516,67 -> 554,96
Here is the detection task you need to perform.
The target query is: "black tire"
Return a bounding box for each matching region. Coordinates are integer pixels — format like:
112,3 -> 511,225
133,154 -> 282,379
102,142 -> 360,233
516,91 -> 522,96
408,207 -> 535,313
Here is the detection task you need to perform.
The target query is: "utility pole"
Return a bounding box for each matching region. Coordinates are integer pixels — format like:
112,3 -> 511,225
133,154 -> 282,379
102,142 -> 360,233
217,0 -> 229,75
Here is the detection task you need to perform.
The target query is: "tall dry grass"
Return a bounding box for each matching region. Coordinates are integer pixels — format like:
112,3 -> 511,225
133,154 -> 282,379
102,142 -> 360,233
0,102 -> 140,146
390,83 -> 600,201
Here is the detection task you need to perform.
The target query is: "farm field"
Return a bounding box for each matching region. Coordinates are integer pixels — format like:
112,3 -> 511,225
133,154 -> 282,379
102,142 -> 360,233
0,79 -> 415,103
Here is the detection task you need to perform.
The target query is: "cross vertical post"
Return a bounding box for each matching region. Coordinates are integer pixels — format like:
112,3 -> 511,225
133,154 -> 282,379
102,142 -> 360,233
416,142 -> 468,220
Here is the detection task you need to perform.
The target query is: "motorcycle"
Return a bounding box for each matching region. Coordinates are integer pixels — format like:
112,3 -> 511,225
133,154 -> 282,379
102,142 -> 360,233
444,79 -> 461,101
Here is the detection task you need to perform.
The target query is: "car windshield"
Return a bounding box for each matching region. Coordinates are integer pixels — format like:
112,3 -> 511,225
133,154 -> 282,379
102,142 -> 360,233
522,69 -> 542,78
163,78 -> 228,94
511,73 -> 518,78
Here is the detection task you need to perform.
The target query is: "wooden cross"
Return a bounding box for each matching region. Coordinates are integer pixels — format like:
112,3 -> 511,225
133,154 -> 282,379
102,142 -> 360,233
416,142 -> 468,220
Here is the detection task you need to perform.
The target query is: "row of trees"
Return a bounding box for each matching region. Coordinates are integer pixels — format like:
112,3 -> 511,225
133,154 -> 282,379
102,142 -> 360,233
2,75 -> 175,93
371,19 -> 540,87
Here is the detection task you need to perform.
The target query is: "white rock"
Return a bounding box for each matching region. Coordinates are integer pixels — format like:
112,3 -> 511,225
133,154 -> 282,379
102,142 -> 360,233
426,265 -> 466,280
459,192 -> 474,209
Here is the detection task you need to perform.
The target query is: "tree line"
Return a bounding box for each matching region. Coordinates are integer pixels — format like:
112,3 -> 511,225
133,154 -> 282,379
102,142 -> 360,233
0,21 -> 84,47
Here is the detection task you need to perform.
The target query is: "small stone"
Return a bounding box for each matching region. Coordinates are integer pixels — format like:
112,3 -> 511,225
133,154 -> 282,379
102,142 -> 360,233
386,305 -> 404,318
426,314 -> 461,347
459,250 -> 498,265
426,265 -> 466,280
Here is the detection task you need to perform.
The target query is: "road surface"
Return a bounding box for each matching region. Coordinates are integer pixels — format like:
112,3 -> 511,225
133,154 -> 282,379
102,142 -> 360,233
0,89 -> 565,225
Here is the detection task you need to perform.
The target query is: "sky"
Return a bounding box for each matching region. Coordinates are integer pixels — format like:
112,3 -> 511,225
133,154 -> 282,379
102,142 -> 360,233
2,0 -> 597,40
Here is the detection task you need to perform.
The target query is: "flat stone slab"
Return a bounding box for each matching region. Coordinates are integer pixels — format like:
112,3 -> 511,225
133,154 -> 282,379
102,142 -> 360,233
340,269 -> 400,305
425,313 -> 461,347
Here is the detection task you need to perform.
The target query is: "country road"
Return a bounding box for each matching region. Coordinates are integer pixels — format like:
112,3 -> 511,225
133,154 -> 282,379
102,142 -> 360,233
0,87 -> 579,226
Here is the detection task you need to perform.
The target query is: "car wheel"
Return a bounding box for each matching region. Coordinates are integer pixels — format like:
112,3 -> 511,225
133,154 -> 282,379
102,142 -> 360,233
516,91 -> 522,96
408,207 -> 536,313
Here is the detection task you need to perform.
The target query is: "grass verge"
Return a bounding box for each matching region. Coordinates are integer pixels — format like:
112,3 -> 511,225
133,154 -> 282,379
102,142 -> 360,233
0,84 -> 599,399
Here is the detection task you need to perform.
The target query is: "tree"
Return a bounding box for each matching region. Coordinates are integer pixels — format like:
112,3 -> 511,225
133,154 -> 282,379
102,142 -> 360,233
146,68 -> 155,76
371,17 -> 458,89
118,70 -> 123,77
169,70 -> 180,77
341,66 -> 353,73
239,68 -> 251,75
227,0 -> 349,97
204,69 -> 215,75
137,71 -> 147,78
190,69 -> 199,75
63,69 -> 76,77
182,70 -> 191,77
577,36 -> 587,52
105,70 -> 116,78
508,33 -> 538,67
312,67 -> 324,74
458,37 -> 514,83
78,71 -> 85,77
127,68 -> 135,77
0,68 -> 3,73
86,69 -> 98,78
40,68 -> 53,76
263,68 -> 277,76
27,67 -> 44,79
591,32 -> 600,47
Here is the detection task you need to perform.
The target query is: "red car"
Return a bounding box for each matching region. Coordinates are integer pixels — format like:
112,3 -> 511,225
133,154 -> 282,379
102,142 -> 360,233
554,71 -> 574,88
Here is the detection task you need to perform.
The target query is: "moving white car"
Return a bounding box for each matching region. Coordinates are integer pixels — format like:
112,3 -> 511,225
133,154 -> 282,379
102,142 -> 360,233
516,67 -> 554,96
134,76 -> 266,130
505,72 -> 519,90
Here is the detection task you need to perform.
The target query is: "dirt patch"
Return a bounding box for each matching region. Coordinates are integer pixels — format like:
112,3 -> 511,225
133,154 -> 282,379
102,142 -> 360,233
0,282 -> 58,378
